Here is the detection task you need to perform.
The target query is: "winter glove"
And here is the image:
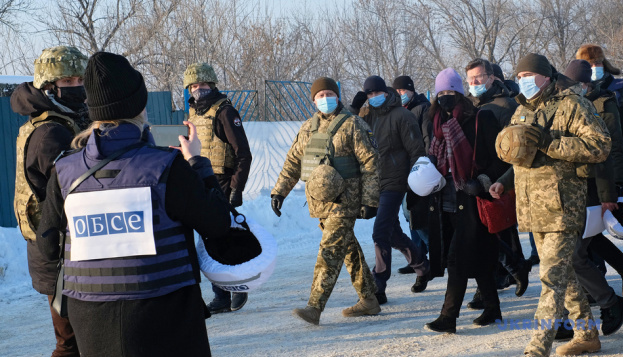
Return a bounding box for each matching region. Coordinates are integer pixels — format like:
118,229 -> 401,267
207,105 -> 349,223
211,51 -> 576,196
463,179 -> 484,196
350,91 -> 367,111
271,194 -> 285,217
524,125 -> 552,150
229,189 -> 243,207
476,174 -> 493,193
358,205 -> 378,219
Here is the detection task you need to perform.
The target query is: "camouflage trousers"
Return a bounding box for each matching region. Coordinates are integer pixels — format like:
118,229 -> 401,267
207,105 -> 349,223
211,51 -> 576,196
524,231 -> 598,357
308,216 -> 377,311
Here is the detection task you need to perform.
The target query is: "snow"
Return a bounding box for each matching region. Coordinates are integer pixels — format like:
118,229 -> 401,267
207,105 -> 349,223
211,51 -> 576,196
2,120 -> 623,356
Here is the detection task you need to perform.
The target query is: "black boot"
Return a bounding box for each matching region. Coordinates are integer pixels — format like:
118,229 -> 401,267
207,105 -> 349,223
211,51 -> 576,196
231,293 -> 248,311
555,327 -> 574,341
512,263 -> 531,297
467,289 -> 485,310
398,265 -> 415,274
473,306 -> 502,326
601,296 -> 623,335
411,271 -> 432,293
207,297 -> 231,314
425,314 -> 456,333
375,292 -> 387,305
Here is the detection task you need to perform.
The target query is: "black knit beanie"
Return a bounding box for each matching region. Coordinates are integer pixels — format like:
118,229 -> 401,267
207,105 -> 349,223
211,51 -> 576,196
491,63 -> 504,80
311,77 -> 340,99
515,53 -> 552,78
392,76 -> 414,91
363,75 -> 387,94
564,59 -> 592,84
84,52 -> 148,121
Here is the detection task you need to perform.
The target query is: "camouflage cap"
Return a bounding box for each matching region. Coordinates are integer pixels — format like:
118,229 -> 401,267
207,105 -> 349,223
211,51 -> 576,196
183,62 -> 218,89
495,125 -> 538,167
33,46 -> 88,89
306,164 -> 345,202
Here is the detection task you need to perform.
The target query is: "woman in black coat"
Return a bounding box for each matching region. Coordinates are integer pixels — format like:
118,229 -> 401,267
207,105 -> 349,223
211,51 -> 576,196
423,68 -> 509,333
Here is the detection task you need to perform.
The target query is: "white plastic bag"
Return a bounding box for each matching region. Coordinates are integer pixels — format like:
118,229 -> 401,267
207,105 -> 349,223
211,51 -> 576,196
408,156 -> 446,196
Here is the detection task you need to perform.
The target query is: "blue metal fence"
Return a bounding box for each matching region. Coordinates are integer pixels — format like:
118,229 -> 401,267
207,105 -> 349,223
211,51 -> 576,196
221,90 -> 258,121
264,80 -> 315,121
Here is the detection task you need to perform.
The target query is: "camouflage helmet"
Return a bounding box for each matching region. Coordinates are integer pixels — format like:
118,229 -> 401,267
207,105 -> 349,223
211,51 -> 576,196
183,62 -> 218,89
495,125 -> 538,168
306,164 -> 345,202
33,46 -> 88,89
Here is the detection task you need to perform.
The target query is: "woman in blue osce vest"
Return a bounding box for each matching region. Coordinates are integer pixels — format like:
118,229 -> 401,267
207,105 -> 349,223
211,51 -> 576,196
36,52 -> 231,357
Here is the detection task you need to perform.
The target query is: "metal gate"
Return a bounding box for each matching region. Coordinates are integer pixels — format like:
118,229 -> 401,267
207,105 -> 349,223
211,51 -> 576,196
264,80 -> 315,122
221,90 -> 259,122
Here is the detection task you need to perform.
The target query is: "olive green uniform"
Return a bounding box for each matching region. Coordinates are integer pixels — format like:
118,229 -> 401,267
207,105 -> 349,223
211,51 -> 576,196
272,107 -> 379,311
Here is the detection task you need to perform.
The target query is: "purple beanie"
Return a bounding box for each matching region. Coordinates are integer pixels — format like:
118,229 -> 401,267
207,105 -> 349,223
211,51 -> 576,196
435,68 -> 464,95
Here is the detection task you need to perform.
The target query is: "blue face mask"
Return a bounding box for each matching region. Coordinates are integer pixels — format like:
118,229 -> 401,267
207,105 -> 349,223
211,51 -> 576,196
316,96 -> 338,114
580,87 -> 588,96
591,66 -> 604,81
400,93 -> 410,105
518,76 -> 541,100
368,93 -> 386,108
469,83 -> 488,97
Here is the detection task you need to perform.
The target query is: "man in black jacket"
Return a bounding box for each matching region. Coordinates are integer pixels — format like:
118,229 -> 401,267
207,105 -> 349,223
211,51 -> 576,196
11,46 -> 90,357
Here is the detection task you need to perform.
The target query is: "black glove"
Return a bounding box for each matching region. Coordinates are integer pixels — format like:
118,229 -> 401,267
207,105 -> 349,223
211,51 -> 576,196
427,154 -> 438,167
229,189 -> 243,207
525,125 -> 552,150
350,91 -> 367,111
463,179 -> 484,196
358,205 -> 378,219
271,195 -> 284,217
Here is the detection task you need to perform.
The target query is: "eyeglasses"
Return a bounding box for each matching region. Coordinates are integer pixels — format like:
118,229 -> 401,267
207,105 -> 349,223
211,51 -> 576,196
466,73 -> 491,83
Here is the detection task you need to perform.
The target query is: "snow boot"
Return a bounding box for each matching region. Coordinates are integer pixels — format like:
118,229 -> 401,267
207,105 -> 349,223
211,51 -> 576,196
398,265 -> 415,274
425,314 -> 456,333
292,306 -> 321,325
231,293 -> 248,311
601,296 -> 623,335
411,271 -> 432,293
555,335 -> 601,356
342,296 -> 381,317
467,289 -> 485,310
473,306 -> 502,326
207,297 -> 231,314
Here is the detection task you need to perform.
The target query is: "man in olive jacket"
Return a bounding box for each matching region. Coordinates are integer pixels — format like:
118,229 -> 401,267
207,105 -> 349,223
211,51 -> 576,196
358,75 -> 431,303
492,53 -> 611,357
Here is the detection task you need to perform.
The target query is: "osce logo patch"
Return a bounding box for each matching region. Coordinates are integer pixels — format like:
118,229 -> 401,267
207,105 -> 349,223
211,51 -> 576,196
73,211 -> 145,238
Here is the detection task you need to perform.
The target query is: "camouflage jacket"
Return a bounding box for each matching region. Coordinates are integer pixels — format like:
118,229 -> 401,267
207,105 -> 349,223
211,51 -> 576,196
272,105 -> 380,218
509,75 -> 611,233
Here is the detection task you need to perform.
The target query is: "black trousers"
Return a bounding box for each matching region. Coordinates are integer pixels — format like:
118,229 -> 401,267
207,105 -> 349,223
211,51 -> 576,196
441,265 -> 499,318
67,284 -> 211,357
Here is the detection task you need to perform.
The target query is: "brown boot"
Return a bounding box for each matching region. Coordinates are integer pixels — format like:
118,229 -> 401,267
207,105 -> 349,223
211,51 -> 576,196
292,306 -> 321,325
555,335 -> 601,356
342,296 -> 381,317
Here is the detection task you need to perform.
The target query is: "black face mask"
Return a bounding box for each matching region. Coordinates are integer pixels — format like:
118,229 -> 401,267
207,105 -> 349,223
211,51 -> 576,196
56,86 -> 87,111
437,95 -> 457,113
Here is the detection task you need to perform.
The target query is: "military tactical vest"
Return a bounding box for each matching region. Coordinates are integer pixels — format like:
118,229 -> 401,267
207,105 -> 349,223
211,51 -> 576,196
14,111 -> 78,240
189,98 -> 235,174
300,111 -> 361,182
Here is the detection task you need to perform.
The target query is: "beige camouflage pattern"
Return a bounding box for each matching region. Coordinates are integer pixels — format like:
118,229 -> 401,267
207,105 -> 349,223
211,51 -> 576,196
188,98 -> 235,174
510,83 -> 611,232
308,217 -> 377,311
272,108 -> 380,218
495,124 -> 538,167
524,232 -> 598,357
33,46 -> 87,89
306,164 -> 345,202
14,112 -> 79,240
183,62 -> 218,89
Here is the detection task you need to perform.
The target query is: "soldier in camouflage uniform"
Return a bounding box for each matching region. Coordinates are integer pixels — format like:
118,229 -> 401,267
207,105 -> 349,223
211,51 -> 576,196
491,53 -> 611,356
271,77 -> 380,325
184,62 -> 253,314
11,46 -> 89,357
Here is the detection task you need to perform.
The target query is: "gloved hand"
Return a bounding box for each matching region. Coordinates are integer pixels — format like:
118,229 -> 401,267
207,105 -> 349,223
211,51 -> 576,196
525,125 -> 552,150
229,189 -> 243,207
358,205 -> 378,219
350,91 -> 367,111
463,179 -> 484,196
271,195 -> 285,217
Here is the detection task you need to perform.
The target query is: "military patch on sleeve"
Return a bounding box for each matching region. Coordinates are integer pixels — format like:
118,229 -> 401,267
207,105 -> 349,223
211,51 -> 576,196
367,130 -> 378,148
593,113 -> 600,118
233,118 -> 242,127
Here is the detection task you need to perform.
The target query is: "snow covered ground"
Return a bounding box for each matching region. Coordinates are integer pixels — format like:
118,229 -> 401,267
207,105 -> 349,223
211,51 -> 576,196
2,119 -> 623,356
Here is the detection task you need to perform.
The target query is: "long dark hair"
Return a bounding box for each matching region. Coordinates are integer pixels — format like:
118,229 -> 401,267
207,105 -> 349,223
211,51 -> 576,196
426,92 -> 477,123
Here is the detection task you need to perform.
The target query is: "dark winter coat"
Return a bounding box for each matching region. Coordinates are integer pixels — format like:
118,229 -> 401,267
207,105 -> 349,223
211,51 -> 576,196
426,107 -> 509,278
359,88 -> 426,192
595,72 -> 623,110
467,80 -> 518,128
189,89 -> 252,192
405,93 -> 432,151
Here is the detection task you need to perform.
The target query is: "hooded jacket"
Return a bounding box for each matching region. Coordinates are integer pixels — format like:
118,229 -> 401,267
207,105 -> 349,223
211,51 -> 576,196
405,92 -> 432,152
467,80 -> 518,128
359,88 -> 426,192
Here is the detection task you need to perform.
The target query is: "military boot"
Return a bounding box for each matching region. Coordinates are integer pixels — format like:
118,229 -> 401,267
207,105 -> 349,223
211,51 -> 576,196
425,314 -> 456,333
342,296 -> 381,317
555,335 -> 601,356
292,306 -> 321,325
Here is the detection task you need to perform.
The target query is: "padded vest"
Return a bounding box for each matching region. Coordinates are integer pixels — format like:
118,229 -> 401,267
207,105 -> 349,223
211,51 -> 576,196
55,135 -> 196,301
189,98 -> 235,174
14,111 -> 78,240
300,111 -> 361,182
